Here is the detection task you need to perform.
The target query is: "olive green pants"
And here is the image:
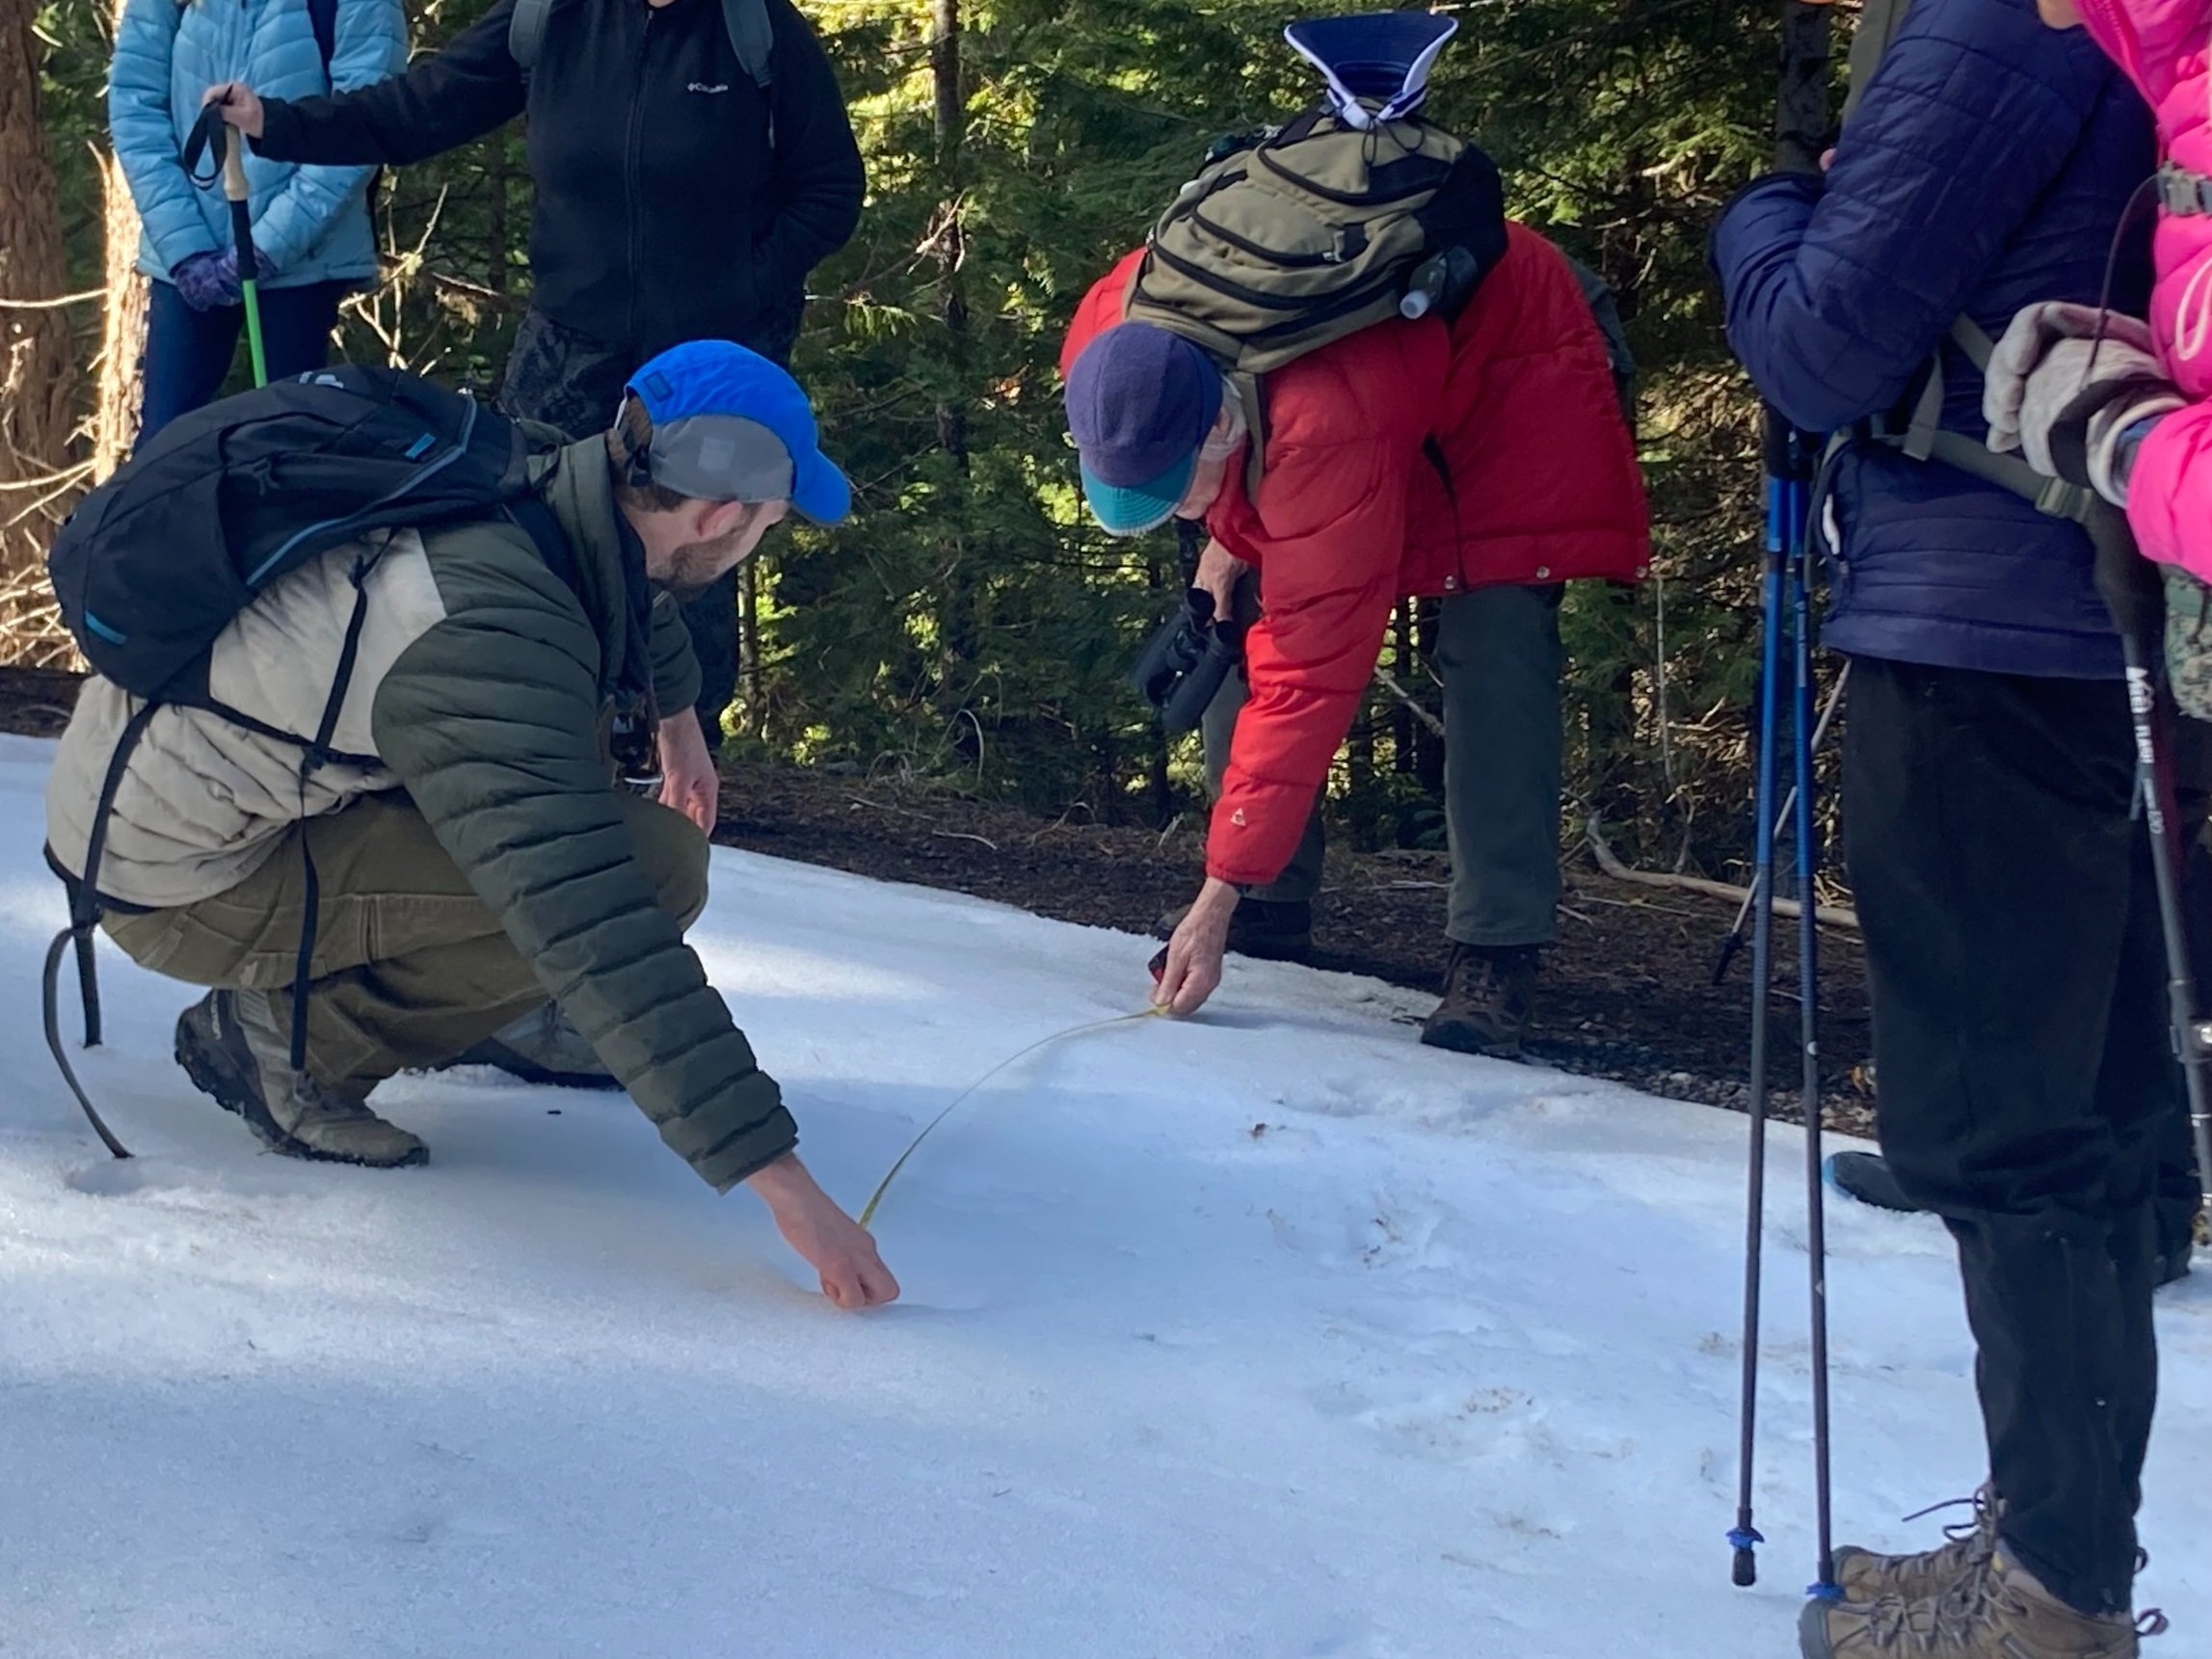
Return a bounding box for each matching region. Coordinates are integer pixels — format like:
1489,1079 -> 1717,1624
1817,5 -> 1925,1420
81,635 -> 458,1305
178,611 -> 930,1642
1202,579 -> 1565,947
104,792 -> 708,1092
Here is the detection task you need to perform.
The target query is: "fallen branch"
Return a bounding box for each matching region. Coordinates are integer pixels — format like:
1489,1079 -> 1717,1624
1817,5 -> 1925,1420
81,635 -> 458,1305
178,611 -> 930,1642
932,829 -> 999,852
1586,817 -> 1858,932
0,288 -> 103,311
1373,664 -> 1447,739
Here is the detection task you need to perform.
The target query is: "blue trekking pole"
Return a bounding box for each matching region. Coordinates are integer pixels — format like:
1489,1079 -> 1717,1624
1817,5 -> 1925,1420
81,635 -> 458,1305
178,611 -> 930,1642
1734,0 -> 1834,1592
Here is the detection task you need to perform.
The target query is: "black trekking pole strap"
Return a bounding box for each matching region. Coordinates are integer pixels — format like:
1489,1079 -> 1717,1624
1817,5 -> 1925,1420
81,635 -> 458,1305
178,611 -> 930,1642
181,101 -> 229,188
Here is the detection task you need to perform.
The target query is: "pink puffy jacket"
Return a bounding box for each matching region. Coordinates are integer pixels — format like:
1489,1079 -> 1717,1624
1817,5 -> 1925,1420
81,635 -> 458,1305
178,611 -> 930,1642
2077,0 -> 2212,576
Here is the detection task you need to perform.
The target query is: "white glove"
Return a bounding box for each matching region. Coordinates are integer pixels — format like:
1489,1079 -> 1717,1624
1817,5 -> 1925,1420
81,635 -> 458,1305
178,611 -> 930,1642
1984,303 -> 2182,504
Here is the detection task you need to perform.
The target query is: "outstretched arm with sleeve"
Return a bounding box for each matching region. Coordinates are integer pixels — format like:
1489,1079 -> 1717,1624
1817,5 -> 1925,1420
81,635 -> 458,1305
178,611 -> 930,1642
1710,0 -> 2117,433
1206,439 -> 1408,887
249,0 -> 411,274
369,533 -> 796,1191
108,0 -> 220,272
254,0 -> 524,168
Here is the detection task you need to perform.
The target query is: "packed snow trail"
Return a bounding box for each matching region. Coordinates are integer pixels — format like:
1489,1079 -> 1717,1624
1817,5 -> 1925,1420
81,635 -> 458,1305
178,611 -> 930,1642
0,733 -> 2203,1658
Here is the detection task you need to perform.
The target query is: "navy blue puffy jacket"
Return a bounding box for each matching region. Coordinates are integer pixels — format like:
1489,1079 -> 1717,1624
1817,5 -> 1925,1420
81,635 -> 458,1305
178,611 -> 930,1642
1711,0 -> 2151,679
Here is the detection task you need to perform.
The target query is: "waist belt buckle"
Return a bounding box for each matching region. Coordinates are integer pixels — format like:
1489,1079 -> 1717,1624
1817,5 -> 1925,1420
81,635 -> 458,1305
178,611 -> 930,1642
2160,164 -> 2212,216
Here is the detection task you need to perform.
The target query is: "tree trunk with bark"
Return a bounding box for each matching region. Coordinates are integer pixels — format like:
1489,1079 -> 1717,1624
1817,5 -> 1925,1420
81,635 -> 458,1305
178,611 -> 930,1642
93,0 -> 149,486
927,0 -> 976,759
0,0 -> 89,662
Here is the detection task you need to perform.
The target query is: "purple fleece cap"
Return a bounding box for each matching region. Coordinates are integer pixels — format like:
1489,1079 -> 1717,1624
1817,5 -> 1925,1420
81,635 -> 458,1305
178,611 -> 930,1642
1064,325 -> 1224,536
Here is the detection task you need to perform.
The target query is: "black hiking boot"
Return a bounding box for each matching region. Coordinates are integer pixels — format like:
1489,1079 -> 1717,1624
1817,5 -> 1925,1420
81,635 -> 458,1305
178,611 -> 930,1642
1155,897 -> 1314,963
1419,944 -> 1539,1059
444,1003 -> 622,1091
175,990 -> 427,1168
1827,1149 -> 1927,1215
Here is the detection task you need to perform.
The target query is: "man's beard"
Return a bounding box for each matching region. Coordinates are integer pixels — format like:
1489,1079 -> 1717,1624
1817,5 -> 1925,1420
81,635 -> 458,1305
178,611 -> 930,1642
658,539 -> 731,602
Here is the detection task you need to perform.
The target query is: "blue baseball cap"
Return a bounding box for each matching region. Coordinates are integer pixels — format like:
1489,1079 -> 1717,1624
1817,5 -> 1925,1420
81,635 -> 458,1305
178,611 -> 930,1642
1065,324 -> 1223,537
624,340 -> 851,524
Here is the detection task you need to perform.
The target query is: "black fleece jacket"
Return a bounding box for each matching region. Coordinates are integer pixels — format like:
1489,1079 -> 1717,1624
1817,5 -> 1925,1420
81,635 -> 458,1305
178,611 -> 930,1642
253,0 -> 863,358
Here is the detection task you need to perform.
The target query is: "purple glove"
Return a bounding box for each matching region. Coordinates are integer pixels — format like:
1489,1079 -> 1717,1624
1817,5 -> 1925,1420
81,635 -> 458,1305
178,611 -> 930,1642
169,252 -> 235,312
213,246 -> 277,291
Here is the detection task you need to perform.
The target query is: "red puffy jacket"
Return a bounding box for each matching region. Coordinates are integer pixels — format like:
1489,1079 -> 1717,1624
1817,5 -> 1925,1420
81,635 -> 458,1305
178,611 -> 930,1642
1062,226 -> 1650,887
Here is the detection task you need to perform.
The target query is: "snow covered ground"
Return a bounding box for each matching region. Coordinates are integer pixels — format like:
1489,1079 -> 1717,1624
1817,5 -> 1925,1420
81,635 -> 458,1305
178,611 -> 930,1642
0,731 -> 2204,1659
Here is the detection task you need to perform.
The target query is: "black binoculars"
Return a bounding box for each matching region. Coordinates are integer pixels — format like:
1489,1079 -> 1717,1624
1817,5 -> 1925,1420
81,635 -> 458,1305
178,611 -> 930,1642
610,698 -> 663,794
1131,588 -> 1244,735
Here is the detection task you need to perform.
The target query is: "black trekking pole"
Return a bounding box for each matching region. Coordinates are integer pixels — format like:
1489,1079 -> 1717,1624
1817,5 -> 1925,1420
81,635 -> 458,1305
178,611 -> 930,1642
180,106 -> 270,388
1730,414 -> 1792,1590
1789,442 -> 1838,1602
1733,0 -> 1833,1593
2087,508 -> 2212,1214
222,127 -> 270,388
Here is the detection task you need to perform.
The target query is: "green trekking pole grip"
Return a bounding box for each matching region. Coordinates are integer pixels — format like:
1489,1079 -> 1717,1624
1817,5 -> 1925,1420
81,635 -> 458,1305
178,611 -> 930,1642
222,126 -> 269,388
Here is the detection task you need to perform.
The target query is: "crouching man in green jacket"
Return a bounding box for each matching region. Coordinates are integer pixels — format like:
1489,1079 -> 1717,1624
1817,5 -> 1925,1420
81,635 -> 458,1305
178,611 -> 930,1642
44,341 -> 898,1309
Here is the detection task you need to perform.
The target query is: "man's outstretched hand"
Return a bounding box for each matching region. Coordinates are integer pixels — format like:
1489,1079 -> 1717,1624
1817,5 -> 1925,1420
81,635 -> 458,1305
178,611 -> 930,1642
656,707 -> 720,835
1154,875 -> 1239,1016
747,1153 -> 901,1310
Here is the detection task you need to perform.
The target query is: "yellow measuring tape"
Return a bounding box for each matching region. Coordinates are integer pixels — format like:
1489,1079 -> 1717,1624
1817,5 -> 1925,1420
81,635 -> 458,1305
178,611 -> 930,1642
857,1005 -> 1168,1227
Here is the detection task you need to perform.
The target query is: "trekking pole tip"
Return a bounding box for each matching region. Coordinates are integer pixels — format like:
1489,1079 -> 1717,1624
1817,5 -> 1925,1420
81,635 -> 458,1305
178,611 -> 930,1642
1729,1526 -> 1763,1587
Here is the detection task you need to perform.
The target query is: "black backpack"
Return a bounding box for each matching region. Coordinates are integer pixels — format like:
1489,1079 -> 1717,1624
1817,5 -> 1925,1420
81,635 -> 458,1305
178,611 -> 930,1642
42,366 -> 576,1158
51,364 -> 550,705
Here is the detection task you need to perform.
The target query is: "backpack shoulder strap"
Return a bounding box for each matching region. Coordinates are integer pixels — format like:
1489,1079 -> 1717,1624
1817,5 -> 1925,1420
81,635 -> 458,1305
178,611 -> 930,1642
508,0 -> 551,74
1886,313 -> 2098,522
723,0 -> 774,91
1843,0 -> 1915,126
1231,370 -> 1268,498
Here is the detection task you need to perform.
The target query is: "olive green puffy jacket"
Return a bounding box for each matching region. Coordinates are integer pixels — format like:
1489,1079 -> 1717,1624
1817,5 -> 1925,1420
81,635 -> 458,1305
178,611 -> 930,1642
46,438 -> 795,1190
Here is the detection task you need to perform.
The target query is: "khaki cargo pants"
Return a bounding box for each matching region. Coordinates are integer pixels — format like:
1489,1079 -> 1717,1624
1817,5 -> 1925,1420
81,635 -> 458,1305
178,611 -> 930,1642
104,791 -> 708,1091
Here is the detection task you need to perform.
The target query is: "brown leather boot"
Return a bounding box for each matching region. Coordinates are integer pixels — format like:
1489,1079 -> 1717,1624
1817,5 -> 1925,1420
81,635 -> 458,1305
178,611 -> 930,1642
175,990 -> 428,1168
1832,1486 -> 2000,1605
1800,1548 -> 2159,1658
1419,944 -> 1538,1058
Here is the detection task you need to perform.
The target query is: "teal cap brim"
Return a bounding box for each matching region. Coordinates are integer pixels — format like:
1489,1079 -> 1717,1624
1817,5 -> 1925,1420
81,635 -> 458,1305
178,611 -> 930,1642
1080,452 -> 1196,538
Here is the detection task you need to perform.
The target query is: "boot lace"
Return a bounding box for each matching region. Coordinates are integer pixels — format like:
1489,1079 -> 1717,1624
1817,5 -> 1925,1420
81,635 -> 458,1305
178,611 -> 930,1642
1853,1592 -> 1948,1654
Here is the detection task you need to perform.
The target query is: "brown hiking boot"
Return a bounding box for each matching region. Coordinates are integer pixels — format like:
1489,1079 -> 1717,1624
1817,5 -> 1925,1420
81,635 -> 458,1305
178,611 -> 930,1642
1800,1549 -> 2160,1658
175,990 -> 428,1169
1833,1486 -> 2000,1605
1419,944 -> 1538,1059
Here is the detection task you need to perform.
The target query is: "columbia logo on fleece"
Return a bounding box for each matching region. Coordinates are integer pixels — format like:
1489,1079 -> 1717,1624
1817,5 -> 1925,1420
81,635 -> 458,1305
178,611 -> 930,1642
688,81 -> 730,94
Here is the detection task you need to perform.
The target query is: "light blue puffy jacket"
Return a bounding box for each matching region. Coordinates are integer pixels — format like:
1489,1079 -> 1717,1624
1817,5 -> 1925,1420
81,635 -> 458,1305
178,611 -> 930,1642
109,0 -> 407,288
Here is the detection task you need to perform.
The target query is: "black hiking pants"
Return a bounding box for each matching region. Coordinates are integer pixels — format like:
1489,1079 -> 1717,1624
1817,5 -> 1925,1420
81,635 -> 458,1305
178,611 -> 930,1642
498,308 -> 797,751
1843,656 -> 2183,1619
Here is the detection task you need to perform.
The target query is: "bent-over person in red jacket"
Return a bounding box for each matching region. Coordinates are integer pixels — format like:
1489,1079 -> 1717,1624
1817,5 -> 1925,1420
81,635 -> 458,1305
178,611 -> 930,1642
1062,226 -> 1649,1031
